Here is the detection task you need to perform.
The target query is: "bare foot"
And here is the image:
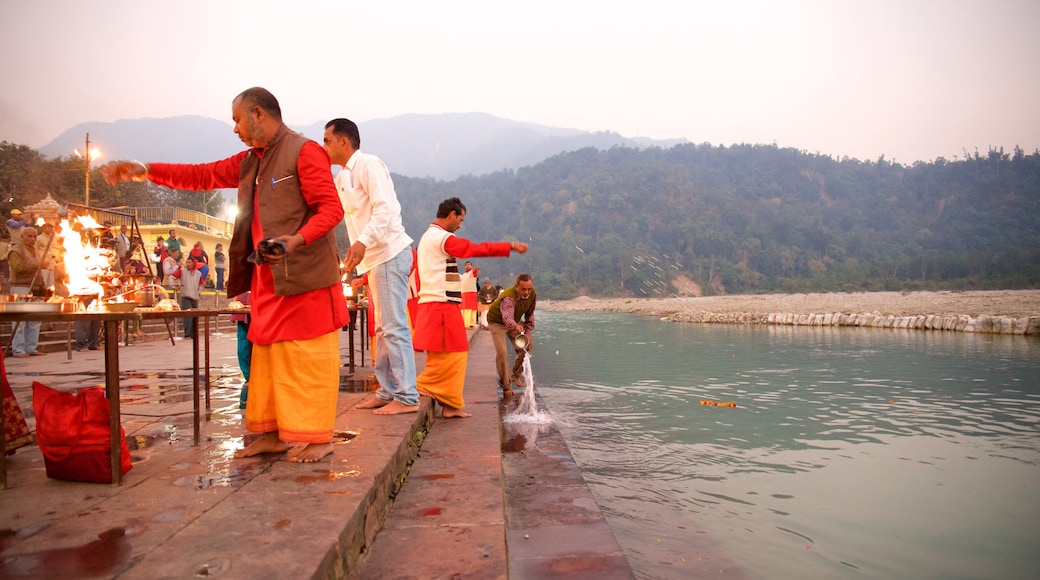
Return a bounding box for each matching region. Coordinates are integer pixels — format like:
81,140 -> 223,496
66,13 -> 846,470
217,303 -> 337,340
441,406 -> 472,419
356,397 -> 390,409
502,388 -> 514,397
372,400 -> 420,415
286,442 -> 334,463
234,432 -> 292,458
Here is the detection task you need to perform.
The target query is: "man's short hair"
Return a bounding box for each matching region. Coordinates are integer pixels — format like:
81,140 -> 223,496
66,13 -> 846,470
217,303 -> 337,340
325,118 -> 361,150
516,273 -> 533,285
236,87 -> 282,121
436,197 -> 467,219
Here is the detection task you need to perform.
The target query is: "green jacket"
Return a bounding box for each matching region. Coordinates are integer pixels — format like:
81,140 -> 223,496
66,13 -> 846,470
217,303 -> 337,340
487,285 -> 536,331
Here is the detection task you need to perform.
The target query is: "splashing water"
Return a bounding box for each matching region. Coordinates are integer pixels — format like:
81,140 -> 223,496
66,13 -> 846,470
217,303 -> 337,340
504,352 -> 552,425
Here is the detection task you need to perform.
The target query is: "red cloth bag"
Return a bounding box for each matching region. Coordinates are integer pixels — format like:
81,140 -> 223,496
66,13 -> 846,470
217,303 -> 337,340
31,382 -> 132,483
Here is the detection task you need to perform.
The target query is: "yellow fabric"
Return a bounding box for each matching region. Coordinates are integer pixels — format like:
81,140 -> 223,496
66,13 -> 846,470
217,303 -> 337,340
245,331 -> 340,443
416,350 -> 468,409
462,309 -> 477,327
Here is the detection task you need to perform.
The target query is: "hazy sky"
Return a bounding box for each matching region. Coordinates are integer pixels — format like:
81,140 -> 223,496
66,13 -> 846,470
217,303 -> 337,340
2,0 -> 1037,164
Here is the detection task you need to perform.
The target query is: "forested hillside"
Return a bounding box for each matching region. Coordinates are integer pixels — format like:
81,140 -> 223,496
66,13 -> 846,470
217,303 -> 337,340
393,144 -> 1040,299
3,141 -> 1038,300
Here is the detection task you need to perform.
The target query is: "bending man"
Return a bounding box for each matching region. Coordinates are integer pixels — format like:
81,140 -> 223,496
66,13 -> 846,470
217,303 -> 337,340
487,273 -> 537,394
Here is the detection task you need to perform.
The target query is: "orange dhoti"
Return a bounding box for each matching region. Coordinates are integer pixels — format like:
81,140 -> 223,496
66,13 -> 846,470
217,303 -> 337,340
417,350 -> 469,410
413,302 -> 470,410
245,331 -> 340,444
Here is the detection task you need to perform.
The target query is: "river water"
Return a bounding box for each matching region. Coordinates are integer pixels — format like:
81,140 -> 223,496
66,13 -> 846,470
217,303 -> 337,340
530,312 -> 1040,579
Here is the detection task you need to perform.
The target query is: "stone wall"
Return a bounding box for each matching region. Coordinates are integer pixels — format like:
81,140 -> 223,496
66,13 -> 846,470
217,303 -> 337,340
758,312 -> 1040,335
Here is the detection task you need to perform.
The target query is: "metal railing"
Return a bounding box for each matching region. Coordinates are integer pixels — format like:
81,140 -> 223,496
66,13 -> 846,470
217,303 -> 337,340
71,205 -> 233,237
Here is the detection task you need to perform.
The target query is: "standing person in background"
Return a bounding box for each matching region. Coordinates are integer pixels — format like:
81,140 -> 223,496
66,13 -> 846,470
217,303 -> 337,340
189,241 -> 210,285
102,87 -> 348,463
477,279 -> 497,330
214,243 -> 227,291
162,247 -> 181,288
35,222 -> 58,292
100,222 -> 115,257
323,117 -> 419,416
460,261 -> 479,328
165,229 -> 181,255
413,197 -> 527,417
487,273 -> 537,394
73,299 -> 102,352
153,236 -> 167,264
112,225 -> 131,272
172,256 -> 202,339
8,227 -> 46,357
125,258 -> 149,339
230,292 -> 252,409
6,209 -> 30,243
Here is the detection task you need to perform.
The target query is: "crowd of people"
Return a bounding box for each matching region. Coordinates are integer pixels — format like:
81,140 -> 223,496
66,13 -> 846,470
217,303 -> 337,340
1,207 -> 231,354
5,87 -> 537,465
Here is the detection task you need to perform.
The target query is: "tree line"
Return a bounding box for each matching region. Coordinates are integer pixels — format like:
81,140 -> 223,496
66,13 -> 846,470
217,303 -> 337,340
3,140 -> 1038,299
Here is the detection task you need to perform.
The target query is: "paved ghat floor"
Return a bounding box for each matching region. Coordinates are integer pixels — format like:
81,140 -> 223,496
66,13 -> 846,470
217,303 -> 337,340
0,323 -> 633,579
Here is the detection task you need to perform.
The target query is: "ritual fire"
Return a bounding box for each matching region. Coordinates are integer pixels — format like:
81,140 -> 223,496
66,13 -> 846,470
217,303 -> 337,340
60,215 -> 116,305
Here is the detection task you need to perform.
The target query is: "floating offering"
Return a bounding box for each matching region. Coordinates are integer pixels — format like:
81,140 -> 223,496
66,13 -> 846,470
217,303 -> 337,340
700,400 -> 737,408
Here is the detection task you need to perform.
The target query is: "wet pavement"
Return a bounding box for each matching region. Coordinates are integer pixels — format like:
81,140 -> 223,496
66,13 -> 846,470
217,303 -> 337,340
0,321 -> 633,578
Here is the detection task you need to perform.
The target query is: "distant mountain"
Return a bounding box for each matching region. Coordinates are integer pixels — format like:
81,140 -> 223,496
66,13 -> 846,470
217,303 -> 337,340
41,115 -> 244,165
40,113 -> 688,180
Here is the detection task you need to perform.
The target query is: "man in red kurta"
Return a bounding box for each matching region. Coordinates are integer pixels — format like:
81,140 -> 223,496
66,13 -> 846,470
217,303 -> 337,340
102,87 -> 348,463
413,197 -> 527,417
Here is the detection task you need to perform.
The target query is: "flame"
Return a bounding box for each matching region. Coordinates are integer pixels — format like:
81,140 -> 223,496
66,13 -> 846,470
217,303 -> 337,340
36,217 -> 46,227
76,214 -> 103,230
60,217 -> 116,300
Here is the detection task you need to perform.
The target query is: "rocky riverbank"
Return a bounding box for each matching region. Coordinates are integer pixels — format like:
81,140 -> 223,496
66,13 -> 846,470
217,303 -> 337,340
542,289 -> 1040,335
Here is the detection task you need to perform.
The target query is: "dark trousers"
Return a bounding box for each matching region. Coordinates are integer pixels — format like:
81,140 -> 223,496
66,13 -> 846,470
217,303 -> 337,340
74,320 -> 101,350
180,296 -> 198,337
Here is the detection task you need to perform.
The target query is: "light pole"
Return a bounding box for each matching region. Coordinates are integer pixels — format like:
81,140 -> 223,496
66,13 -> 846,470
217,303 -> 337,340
75,133 -> 102,207
84,133 -> 91,207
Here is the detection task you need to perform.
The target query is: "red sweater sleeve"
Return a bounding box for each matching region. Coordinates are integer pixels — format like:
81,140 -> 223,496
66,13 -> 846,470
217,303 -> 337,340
147,151 -> 248,191
147,144 -> 341,245
444,237 -> 511,259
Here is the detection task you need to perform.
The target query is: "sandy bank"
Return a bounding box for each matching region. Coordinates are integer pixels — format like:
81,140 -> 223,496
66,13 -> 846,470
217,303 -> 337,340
542,290 -> 1040,334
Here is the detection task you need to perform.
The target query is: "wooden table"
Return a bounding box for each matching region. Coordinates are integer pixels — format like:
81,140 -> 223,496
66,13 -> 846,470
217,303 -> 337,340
0,308 -> 223,488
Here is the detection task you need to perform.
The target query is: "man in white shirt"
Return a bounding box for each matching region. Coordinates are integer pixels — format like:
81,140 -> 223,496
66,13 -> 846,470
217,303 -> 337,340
172,256 -> 203,339
113,225 -> 131,272
323,118 -> 419,415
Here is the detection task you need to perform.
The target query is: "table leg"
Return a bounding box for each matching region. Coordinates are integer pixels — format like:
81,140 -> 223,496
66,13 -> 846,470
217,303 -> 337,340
1,356 -> 6,489
360,309 -> 367,367
348,309 -> 355,374
164,319 -> 176,345
204,315 -> 211,412
104,319 -> 122,486
192,315 -> 200,446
